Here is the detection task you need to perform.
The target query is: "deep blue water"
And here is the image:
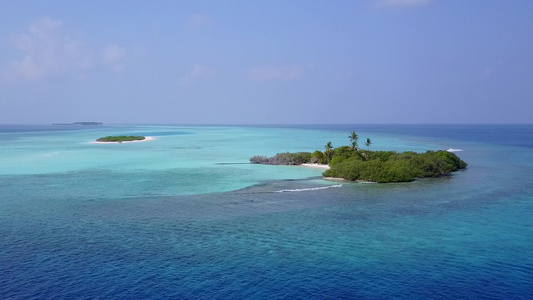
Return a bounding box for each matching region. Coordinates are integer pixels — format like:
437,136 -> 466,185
1,124 -> 532,299
295,124 -> 533,148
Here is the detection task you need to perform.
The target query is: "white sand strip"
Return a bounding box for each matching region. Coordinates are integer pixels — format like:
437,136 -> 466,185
300,163 -> 330,170
91,136 -> 156,144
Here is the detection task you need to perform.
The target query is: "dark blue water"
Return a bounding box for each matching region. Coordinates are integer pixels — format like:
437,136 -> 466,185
1,125 -> 532,299
296,124 -> 533,148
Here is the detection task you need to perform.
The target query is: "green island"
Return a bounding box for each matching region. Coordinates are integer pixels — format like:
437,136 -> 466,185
96,135 -> 146,143
250,131 -> 467,183
53,122 -> 103,126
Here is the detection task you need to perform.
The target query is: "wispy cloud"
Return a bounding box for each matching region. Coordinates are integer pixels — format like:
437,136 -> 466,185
103,43 -> 125,63
4,18 -> 94,80
102,43 -> 126,73
375,0 -> 432,8
180,64 -> 214,86
249,65 -> 304,82
4,18 -> 126,80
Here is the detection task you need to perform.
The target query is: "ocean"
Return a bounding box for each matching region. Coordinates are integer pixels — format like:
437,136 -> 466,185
1,124 -> 532,299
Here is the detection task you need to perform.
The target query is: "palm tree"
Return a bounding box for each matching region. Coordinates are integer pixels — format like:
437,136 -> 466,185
324,141 -> 333,165
349,131 -> 358,150
365,138 -> 372,150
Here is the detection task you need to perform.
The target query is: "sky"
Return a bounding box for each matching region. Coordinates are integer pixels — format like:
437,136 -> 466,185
1,0 -> 532,124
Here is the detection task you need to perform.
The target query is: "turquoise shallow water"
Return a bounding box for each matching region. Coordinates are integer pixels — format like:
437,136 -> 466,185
1,124 -> 532,299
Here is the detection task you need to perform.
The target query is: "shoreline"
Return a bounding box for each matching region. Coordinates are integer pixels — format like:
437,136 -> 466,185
300,163 -> 331,170
323,176 -> 346,182
91,136 -> 156,144
323,176 -> 376,183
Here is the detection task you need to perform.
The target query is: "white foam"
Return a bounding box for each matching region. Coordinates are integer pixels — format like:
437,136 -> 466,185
275,184 -> 342,193
446,148 -> 463,152
43,151 -> 59,157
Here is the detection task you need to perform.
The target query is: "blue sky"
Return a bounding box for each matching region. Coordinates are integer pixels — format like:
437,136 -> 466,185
1,0 -> 532,124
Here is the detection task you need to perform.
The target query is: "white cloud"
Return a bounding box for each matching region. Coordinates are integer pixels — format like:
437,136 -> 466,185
5,18 -> 94,80
103,43 -> 125,63
4,18 -> 128,80
102,43 -> 125,73
9,54 -> 43,79
249,65 -> 304,82
376,0 -> 432,8
180,64 -> 214,86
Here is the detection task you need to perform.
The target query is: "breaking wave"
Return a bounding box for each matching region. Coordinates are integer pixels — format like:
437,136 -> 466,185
275,184 -> 342,193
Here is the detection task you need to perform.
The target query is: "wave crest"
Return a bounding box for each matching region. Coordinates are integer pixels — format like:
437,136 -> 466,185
275,184 -> 342,193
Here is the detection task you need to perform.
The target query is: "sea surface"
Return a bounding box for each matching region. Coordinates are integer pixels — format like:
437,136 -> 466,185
1,124 -> 532,299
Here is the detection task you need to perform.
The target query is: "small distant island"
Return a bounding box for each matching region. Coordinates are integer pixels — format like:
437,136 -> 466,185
250,131 -> 467,183
53,122 -> 103,126
96,135 -> 148,143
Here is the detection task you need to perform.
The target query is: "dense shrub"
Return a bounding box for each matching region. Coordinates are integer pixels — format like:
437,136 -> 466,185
250,156 -> 270,164
291,152 -> 312,164
365,150 -> 397,162
435,150 -> 468,169
97,135 -> 145,142
250,137 -> 468,183
250,152 -> 312,165
325,150 -> 467,182
310,150 -> 324,164
333,146 -> 355,159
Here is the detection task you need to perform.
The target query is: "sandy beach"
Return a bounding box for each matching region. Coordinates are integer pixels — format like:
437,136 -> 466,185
91,136 -> 156,144
300,163 -> 331,170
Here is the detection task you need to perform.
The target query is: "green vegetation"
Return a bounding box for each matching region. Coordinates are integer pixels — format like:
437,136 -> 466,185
323,149 -> 467,182
250,152 -> 312,165
250,130 -> 468,183
324,141 -> 333,164
349,131 -> 359,150
365,138 -> 372,150
96,135 -> 145,143
310,150 -> 326,164
53,122 -> 103,126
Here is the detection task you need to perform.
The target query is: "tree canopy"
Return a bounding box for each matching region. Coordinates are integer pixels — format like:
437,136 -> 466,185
349,131 -> 358,150
323,149 -> 467,182
96,135 -> 145,143
250,130 -> 468,183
